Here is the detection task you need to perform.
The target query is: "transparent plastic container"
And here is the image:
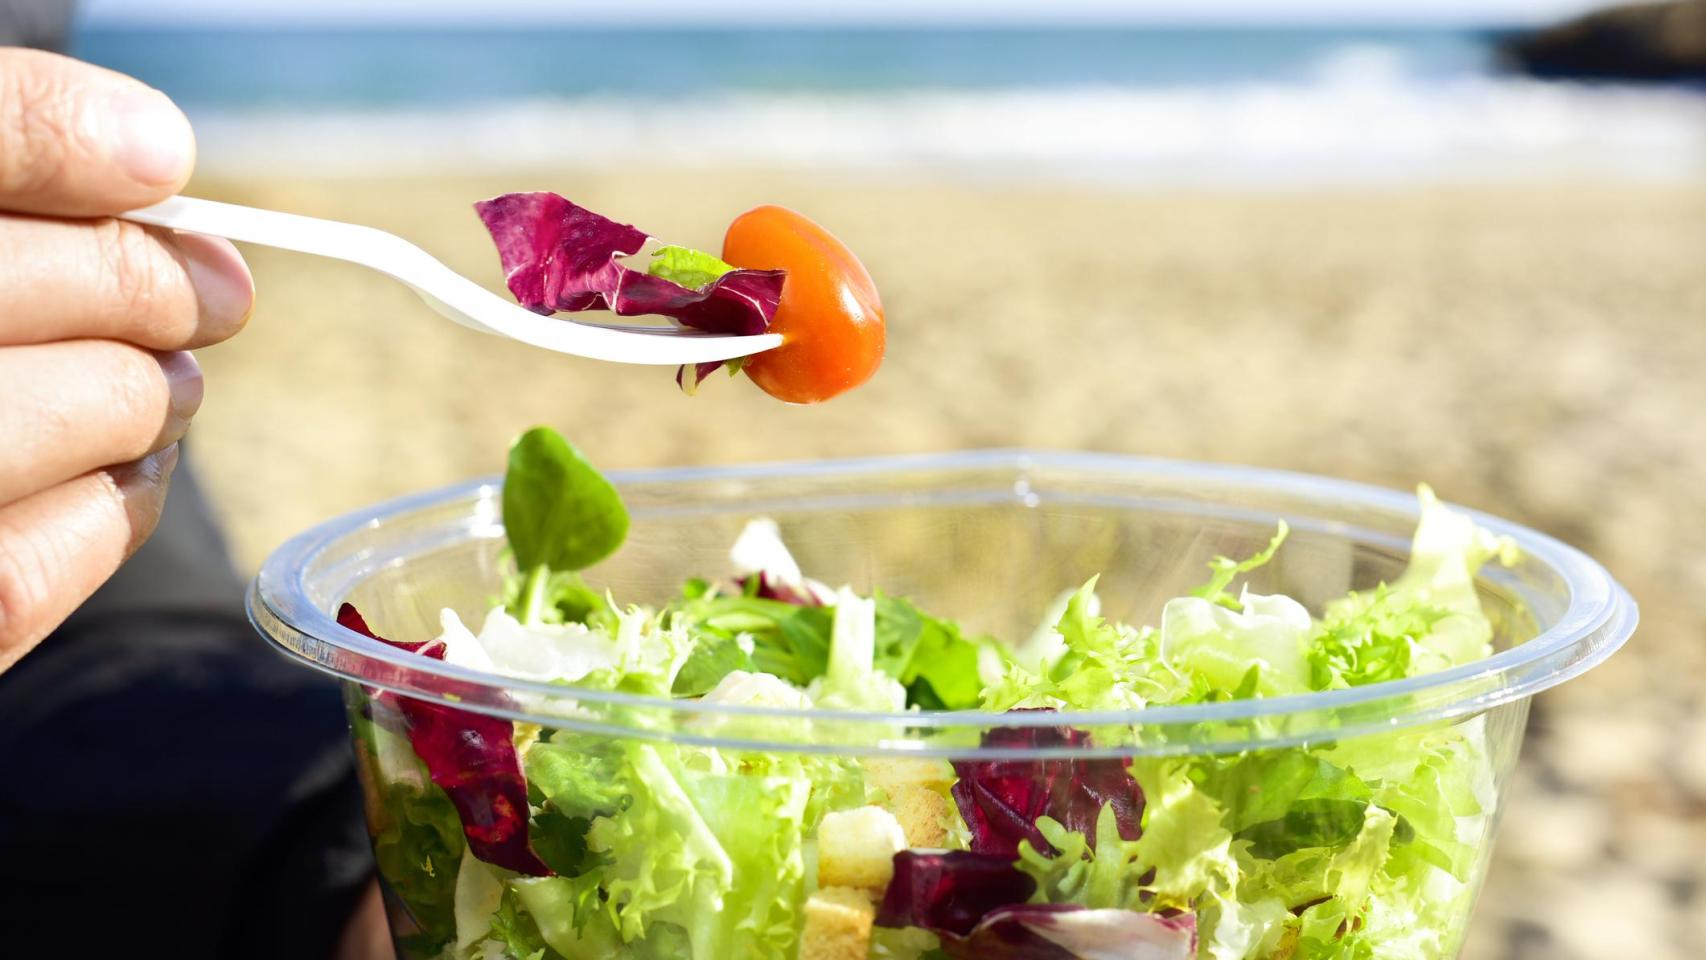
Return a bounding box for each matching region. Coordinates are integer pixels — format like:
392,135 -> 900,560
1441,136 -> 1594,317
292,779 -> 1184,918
249,451 -> 1634,960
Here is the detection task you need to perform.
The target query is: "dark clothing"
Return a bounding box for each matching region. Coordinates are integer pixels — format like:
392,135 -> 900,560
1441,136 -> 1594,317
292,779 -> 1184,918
0,462 -> 376,957
0,459 -> 375,956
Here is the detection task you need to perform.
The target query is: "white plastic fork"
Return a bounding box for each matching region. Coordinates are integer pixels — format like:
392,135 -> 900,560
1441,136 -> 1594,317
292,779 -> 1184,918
120,195 -> 782,365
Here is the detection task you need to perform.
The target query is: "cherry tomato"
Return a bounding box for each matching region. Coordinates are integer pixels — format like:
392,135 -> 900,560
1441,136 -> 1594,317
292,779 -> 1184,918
721,205 -> 884,404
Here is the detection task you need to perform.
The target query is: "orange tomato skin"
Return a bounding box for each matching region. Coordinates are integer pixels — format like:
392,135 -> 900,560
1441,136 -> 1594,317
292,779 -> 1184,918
721,205 -> 884,404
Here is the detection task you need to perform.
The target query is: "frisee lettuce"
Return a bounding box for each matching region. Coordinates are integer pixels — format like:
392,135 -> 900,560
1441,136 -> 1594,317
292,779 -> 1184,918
362,428 -> 1523,960
952,491 -> 1514,960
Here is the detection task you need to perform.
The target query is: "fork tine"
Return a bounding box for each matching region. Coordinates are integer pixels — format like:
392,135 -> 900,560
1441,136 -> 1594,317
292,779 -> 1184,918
409,274 -> 782,365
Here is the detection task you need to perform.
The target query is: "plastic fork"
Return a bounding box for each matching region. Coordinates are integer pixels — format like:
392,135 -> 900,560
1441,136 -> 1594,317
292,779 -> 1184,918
119,195 -> 782,366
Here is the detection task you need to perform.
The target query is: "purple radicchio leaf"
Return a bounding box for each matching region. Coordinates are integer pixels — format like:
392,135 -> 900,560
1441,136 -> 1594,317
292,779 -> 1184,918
472,191 -> 785,335
945,904 -> 1198,960
742,571 -> 824,607
337,603 -> 552,877
675,361 -> 726,395
876,850 -> 1039,938
950,710 -> 1145,857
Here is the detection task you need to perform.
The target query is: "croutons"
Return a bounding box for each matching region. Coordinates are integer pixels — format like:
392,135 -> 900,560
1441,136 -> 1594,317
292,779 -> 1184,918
862,757 -> 953,793
883,783 -> 952,848
800,886 -> 876,960
818,805 -> 907,891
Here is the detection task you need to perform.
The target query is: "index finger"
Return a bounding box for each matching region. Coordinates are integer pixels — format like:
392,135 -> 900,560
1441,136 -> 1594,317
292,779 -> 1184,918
0,47 -> 194,217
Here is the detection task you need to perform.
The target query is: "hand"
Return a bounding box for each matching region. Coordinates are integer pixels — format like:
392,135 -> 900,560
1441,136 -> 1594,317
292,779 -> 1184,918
0,48 -> 254,672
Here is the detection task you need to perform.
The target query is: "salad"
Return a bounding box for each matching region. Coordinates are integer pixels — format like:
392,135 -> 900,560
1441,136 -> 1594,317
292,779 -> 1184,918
342,428 -> 1518,960
476,194 -> 885,403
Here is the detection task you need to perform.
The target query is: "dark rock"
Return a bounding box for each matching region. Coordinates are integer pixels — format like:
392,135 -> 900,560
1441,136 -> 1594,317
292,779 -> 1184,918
1497,0 -> 1706,81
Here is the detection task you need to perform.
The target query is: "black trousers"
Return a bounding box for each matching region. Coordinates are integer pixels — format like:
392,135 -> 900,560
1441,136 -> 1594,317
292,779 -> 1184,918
0,461 -> 375,957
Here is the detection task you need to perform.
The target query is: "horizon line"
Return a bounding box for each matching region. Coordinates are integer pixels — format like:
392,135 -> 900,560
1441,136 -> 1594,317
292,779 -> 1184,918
76,17 -> 1542,31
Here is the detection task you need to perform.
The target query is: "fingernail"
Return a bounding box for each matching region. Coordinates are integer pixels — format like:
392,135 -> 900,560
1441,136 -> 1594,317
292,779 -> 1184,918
121,442 -> 181,491
108,86 -> 194,187
158,350 -> 204,425
173,232 -> 254,334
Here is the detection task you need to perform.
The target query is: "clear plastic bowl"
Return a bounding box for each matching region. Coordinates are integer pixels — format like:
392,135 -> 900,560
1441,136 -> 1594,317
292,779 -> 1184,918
250,450 -> 1634,960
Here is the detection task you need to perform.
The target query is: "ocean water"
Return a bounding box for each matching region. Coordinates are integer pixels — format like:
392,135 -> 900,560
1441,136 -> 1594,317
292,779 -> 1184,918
74,27 -> 1706,182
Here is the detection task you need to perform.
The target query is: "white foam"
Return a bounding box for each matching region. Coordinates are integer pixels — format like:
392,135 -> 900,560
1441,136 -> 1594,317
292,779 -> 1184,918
189,78 -> 1706,184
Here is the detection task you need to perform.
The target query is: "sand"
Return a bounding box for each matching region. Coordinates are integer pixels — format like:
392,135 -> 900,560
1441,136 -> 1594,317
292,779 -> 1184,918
184,171 -> 1706,959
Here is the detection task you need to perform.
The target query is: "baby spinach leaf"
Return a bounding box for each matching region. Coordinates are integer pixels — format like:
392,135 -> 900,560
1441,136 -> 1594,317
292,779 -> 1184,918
503,427 -> 629,574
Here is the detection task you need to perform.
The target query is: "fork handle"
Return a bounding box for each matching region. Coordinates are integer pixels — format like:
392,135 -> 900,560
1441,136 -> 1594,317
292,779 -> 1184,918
120,195 -> 500,338
120,196 -> 412,271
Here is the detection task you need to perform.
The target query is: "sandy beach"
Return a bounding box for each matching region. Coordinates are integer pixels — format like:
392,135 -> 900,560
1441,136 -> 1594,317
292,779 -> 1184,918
185,172 -> 1705,959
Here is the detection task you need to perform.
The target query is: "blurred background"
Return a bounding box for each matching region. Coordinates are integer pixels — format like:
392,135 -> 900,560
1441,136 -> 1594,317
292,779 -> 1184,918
55,0 -> 1706,956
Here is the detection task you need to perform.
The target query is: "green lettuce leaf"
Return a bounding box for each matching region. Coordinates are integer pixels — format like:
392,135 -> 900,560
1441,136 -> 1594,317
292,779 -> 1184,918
667,580 -> 994,709
524,735 -> 627,877
509,874 -> 618,957
665,587 -> 831,688
980,578 -> 1164,711
1016,803 -> 1148,911
671,634 -> 757,697
351,711 -> 463,954
1324,721 -> 1490,882
1308,584 -> 1446,690
504,570 -> 620,631
571,603 -> 693,698
453,853 -> 506,953
587,742 -> 818,960
1159,590 -> 1315,699
1192,750 -> 1375,862
1199,890 -> 1291,960
492,887 -> 562,960
811,588 -> 906,711
1192,522 -> 1289,611
872,593 -> 993,711
1128,757 -> 1241,910
525,738 -> 626,821
647,245 -> 739,290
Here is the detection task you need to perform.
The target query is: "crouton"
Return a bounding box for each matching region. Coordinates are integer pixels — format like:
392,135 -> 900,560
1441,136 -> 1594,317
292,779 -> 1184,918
800,886 -> 876,960
818,806 -> 907,891
862,756 -> 954,793
883,783 -> 953,848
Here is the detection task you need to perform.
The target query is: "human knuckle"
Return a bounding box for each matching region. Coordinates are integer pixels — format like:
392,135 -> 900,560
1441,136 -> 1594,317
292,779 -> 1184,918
0,64 -> 78,197
93,219 -> 176,327
0,515 -> 60,648
102,343 -> 169,435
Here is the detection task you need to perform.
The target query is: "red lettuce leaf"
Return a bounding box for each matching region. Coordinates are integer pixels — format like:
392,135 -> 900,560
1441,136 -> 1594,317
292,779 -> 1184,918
876,850 -> 1038,938
473,191 -> 784,335
337,603 -> 552,877
742,571 -> 824,607
950,711 -> 1144,857
676,361 -> 725,393
336,604 -> 443,657
945,904 -> 1198,960
877,851 -> 1197,960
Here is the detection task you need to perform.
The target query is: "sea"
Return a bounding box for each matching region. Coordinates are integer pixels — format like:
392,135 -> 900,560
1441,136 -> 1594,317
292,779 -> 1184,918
73,26 -> 1706,183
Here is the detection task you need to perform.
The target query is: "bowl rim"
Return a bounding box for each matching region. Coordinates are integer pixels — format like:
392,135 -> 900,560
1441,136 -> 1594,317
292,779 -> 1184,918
249,448 -> 1637,751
